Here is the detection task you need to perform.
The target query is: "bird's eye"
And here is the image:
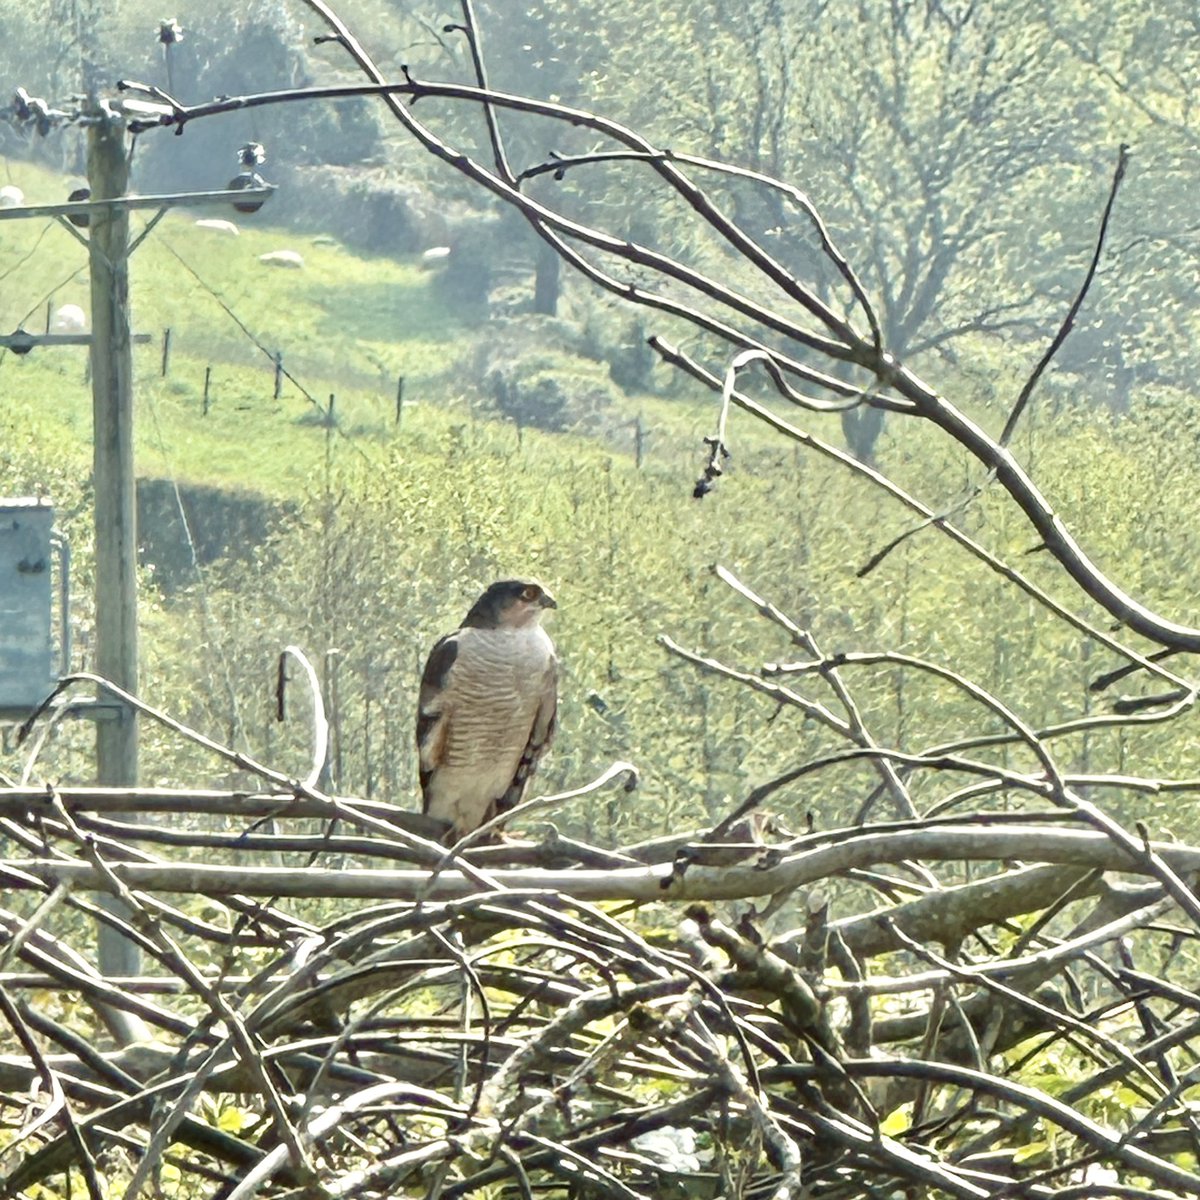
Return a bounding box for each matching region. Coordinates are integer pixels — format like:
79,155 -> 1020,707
521,585 -> 539,602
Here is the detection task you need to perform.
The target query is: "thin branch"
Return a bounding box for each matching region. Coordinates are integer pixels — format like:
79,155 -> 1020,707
277,645 -> 330,791
999,144 -> 1129,448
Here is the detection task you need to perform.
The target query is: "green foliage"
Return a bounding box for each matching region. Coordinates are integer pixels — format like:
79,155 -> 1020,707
482,345 -> 621,432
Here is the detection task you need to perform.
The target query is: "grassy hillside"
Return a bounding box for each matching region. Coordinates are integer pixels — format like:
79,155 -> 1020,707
0,156 -> 767,494
0,158 -> 474,487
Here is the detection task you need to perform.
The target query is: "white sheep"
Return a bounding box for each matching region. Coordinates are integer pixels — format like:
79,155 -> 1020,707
50,304 -> 87,333
258,250 -> 304,269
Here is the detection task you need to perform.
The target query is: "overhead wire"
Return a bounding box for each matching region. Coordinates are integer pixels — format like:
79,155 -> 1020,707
18,264 -> 87,330
0,260 -> 87,369
1,196 -> 390,778
155,235 -> 378,468
0,141 -> 389,795
159,236 -> 324,407
0,219 -> 56,284
0,204 -> 256,769
140,380 -> 250,755
143,220 -> 392,779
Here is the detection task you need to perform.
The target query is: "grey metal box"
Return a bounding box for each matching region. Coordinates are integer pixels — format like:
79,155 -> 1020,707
0,499 -> 56,710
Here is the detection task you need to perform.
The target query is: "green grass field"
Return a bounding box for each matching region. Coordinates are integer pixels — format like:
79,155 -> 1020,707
0,156 -> 487,491
0,154 -> 761,503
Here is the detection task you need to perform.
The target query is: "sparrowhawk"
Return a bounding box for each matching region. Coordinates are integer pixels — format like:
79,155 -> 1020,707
417,579 -> 558,840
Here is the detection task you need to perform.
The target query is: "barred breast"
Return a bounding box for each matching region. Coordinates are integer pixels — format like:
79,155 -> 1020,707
444,626 -> 551,762
423,624 -> 555,834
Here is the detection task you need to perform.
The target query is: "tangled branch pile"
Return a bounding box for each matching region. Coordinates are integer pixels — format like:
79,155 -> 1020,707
2,665 -> 1200,1197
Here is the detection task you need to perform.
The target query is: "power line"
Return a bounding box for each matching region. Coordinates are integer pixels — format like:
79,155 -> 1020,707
19,265 -> 86,329
0,262 -> 87,369
142,383 -> 249,753
0,219 -> 55,284
160,237 -> 325,410
157,236 -> 378,465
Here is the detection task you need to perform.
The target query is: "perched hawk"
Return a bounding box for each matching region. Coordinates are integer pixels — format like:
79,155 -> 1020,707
417,579 -> 558,840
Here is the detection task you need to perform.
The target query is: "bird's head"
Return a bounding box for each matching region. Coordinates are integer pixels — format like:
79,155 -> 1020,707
464,578 -> 557,629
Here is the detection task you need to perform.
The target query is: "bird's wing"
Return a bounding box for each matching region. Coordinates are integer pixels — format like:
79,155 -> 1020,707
496,652 -> 558,816
416,632 -> 460,809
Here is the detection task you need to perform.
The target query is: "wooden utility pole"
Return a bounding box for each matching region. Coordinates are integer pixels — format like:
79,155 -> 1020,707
88,102 -> 140,977
0,103 -> 272,986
